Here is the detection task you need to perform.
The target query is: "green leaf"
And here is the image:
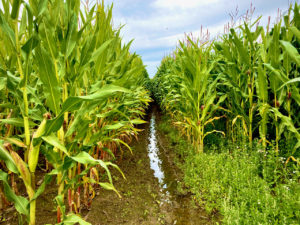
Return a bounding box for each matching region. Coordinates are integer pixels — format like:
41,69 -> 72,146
113,138 -> 133,154
89,39 -> 113,63
42,135 -> 69,156
272,108 -> 300,143
36,47 -> 61,115
0,103 -> 16,109
289,26 -> 300,41
264,63 -> 286,92
0,141 -> 19,173
37,0 -> 48,17
45,85 -> 129,135
106,161 -> 125,179
99,182 -> 121,198
104,122 -> 125,130
58,214 -> 91,225
0,77 -> 6,91
257,65 -> 268,102
101,147 -> 115,160
0,118 -> 36,127
230,28 -> 250,64
0,170 -> 29,216
79,35 -> 96,68
2,137 -> 27,148
71,152 -> 112,183
280,40 -> 300,66
130,119 -> 146,125
65,13 -> 78,58
21,35 -> 39,55
0,11 -> 16,48
10,151 -> 32,190
277,77 -> 300,91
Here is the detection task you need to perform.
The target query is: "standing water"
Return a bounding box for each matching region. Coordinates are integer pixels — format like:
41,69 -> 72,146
148,113 -> 165,184
147,108 -> 212,224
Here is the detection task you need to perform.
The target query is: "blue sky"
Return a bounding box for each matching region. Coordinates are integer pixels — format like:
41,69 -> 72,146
103,0 -> 293,77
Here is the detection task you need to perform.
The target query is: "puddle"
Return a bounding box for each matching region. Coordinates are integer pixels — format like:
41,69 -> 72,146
147,107 -> 212,225
148,113 -> 165,185
148,112 -> 172,206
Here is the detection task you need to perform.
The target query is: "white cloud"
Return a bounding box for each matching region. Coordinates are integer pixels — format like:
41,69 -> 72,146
152,0 -> 221,10
129,20 -> 229,51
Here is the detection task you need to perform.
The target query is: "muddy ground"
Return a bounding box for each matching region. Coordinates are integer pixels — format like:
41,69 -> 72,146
86,107 -> 215,225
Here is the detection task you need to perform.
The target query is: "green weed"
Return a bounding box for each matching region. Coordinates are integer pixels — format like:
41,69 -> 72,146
158,117 -> 300,225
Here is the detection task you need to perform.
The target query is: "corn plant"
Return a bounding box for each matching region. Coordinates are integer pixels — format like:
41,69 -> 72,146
152,39 -> 227,153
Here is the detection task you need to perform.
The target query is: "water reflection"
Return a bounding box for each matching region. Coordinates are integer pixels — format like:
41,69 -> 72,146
147,113 -> 165,184
146,109 -> 212,224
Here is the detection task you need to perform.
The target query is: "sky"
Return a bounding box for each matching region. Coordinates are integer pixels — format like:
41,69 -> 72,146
100,0 -> 292,77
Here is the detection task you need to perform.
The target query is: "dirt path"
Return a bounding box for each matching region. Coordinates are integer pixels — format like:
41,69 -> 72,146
86,106 -> 213,225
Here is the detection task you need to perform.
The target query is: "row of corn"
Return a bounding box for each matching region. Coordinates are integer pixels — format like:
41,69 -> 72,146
0,0 -> 151,224
152,4 -> 300,156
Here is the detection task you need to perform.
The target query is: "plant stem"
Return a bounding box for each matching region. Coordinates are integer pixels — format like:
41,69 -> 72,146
15,21 -> 30,161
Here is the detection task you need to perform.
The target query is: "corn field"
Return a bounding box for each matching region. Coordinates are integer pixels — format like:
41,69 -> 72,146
151,6 -> 300,223
152,3 -> 300,156
0,0 -> 150,224
1,0 -> 300,224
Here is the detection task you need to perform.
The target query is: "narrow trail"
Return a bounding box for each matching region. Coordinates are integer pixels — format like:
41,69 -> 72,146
86,106 -> 213,225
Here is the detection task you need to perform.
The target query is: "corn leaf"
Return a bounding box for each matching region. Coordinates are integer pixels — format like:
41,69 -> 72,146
0,141 -> 19,173
0,170 -> 29,216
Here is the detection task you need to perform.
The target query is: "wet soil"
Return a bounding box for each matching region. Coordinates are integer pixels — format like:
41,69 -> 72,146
86,106 -> 214,225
